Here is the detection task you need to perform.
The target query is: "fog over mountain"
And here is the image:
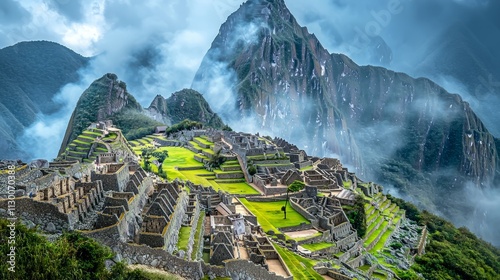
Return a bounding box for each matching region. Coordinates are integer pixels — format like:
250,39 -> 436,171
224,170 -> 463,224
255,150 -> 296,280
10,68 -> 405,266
1,0 -> 499,245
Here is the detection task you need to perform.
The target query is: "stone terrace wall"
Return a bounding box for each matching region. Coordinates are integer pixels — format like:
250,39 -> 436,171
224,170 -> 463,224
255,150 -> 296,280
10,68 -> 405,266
165,191 -> 189,253
0,197 -> 75,232
225,259 -> 292,280
115,242 -> 205,279
289,198 -> 319,227
278,222 -> 313,232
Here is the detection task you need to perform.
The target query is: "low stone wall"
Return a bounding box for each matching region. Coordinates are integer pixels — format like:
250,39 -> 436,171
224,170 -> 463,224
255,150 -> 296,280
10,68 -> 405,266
294,160 -> 313,169
186,146 -> 201,154
115,242 -> 205,279
225,259 -> 292,280
215,172 -> 244,179
327,270 -> 353,280
165,191 -> 189,253
263,186 -> 289,196
279,222 -> 313,232
155,139 -> 181,147
220,165 -> 241,172
251,159 -> 291,165
176,166 -> 205,171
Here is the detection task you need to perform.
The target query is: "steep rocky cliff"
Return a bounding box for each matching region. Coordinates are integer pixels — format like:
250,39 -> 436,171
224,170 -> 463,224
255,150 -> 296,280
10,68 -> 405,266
146,89 -> 224,128
59,73 -> 146,154
192,0 -> 499,226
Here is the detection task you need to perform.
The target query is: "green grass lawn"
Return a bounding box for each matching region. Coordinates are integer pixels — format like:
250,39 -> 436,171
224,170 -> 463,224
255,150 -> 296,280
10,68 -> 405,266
273,244 -> 323,280
159,147 -> 204,180
177,226 -> 191,253
210,181 -> 260,195
301,242 -> 334,251
239,199 -> 309,233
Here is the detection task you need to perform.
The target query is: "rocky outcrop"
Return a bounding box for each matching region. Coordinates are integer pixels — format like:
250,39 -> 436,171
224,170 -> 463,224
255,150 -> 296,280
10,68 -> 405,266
59,73 -> 143,154
146,89 -> 225,128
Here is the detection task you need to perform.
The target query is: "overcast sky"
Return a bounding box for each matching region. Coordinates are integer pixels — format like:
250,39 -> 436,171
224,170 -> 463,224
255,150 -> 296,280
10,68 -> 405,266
2,0 -> 497,102
2,0 -> 498,158
1,0 -> 495,105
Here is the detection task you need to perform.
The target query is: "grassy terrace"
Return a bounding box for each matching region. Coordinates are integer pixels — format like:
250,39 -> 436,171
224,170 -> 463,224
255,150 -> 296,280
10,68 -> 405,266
366,211 -> 379,224
160,147 -> 204,179
273,244 -> 323,280
299,165 -> 314,171
364,220 -> 389,247
301,242 -> 334,251
176,226 -> 191,254
371,226 -> 395,252
367,216 -> 384,234
343,180 -> 352,189
83,130 -> 102,136
239,199 -> 309,234
194,136 -> 213,146
211,181 -> 259,195
191,211 -> 205,260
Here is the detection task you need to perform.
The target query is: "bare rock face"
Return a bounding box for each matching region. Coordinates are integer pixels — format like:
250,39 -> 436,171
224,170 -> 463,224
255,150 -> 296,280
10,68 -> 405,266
193,0 -> 499,226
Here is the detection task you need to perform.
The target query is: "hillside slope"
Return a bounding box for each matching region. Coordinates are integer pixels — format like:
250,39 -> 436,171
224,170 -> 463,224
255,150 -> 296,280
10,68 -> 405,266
0,41 -> 89,159
192,0 -> 499,233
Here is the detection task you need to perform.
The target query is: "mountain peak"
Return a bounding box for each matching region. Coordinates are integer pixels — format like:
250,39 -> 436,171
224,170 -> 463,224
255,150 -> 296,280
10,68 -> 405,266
193,0 -> 498,232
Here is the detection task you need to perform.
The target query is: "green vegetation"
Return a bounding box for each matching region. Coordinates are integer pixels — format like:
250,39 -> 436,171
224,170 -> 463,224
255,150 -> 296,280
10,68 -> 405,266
273,243 -> 323,279
387,195 -> 500,280
344,196 -> 367,238
239,199 -> 309,234
113,109 -> 162,141
192,211 -> 206,260
288,180 -> 305,191
165,89 -> 225,128
211,181 -> 260,195
247,165 -> 257,176
166,119 -> 203,136
301,242 -> 334,251
0,219 -> 180,280
176,226 -> 191,253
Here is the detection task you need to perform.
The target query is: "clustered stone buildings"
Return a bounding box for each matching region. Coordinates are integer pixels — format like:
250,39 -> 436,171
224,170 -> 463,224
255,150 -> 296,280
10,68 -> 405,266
0,125 -> 425,280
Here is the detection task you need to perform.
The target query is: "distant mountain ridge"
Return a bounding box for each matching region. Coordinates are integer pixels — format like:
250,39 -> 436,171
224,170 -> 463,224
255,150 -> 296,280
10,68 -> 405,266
0,41 -> 89,159
192,0 -> 499,232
